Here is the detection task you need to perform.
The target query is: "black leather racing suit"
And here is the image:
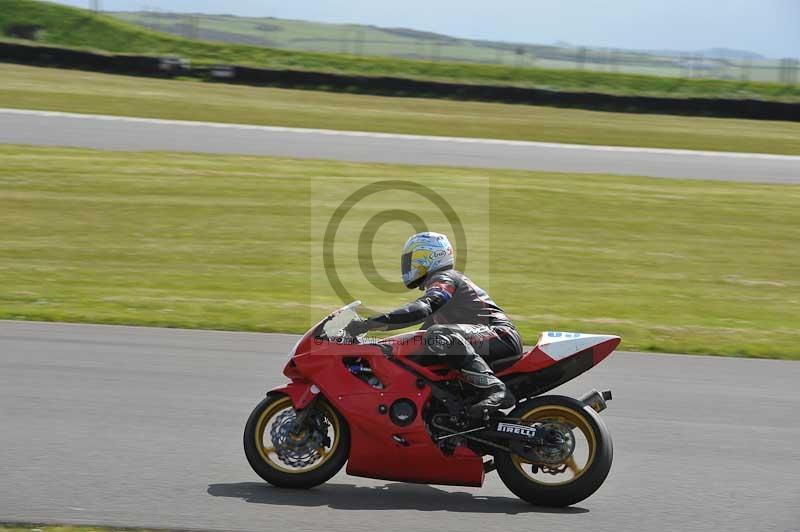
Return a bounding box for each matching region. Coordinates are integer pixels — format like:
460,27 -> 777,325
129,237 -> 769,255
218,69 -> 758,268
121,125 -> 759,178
364,268 -> 523,369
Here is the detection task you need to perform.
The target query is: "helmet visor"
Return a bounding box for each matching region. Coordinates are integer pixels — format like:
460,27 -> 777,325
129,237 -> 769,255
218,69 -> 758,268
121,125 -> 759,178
401,251 -> 424,288
401,251 -> 413,279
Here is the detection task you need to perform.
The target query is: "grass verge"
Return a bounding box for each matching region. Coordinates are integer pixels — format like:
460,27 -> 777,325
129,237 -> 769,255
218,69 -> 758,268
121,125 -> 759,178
1,145 -> 798,359
1,0 -> 798,102
2,64 -> 800,155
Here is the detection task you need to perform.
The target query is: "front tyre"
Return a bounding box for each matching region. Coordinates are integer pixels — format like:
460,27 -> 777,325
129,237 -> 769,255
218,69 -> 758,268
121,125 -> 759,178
244,394 -> 350,489
495,395 -> 613,507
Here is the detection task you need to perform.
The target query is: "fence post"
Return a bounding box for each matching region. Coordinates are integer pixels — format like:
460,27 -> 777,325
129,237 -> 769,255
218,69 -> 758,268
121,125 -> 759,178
355,28 -> 364,56
740,58 -> 751,82
515,46 -> 525,67
576,46 -> 586,69
779,58 -> 798,85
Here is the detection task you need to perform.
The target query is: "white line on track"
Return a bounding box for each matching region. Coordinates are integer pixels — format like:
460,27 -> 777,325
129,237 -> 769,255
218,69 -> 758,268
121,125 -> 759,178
2,107 -> 798,161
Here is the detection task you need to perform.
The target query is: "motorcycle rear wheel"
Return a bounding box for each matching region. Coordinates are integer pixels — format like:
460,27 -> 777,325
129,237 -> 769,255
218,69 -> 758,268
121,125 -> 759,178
495,395 -> 612,507
244,394 -> 350,489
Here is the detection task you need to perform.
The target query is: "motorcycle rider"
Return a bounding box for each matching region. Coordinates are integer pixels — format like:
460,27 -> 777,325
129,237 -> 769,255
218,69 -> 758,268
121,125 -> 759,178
345,231 -> 522,418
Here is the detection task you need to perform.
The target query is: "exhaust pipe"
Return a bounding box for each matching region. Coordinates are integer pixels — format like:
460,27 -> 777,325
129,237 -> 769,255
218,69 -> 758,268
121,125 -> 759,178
580,388 -> 612,413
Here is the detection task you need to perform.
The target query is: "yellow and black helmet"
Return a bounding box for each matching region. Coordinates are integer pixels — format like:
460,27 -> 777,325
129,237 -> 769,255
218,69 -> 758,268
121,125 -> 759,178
400,232 -> 455,289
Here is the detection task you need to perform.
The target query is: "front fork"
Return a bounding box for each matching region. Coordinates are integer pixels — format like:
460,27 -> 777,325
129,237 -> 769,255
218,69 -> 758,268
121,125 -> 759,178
268,381 -> 323,435
291,395 -> 319,427
267,380 -> 320,409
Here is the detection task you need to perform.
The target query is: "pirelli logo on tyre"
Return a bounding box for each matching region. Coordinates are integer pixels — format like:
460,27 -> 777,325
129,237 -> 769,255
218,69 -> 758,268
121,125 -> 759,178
497,422 -> 537,438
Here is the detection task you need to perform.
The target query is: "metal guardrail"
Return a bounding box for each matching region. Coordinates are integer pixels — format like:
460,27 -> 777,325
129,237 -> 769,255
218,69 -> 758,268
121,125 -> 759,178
1,41 -> 797,121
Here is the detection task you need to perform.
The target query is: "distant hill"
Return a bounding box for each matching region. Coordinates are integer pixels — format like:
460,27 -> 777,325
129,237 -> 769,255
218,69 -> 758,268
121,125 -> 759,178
646,47 -> 765,61
1,0 -> 795,100
110,11 -> 776,73
110,11 -> 564,65
703,48 -> 765,60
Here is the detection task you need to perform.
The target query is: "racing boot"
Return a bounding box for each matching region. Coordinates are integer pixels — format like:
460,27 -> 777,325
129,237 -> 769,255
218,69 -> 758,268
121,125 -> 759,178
460,354 -> 516,419
423,325 -> 515,418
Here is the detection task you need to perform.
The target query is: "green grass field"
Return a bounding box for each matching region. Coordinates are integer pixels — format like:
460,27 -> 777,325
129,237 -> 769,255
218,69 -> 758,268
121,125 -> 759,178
1,145 -> 798,359
2,64 -> 800,155
1,0 -> 798,102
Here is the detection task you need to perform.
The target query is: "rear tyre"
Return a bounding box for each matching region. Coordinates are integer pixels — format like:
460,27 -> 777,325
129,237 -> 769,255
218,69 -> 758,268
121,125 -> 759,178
244,394 -> 350,489
495,395 -> 612,507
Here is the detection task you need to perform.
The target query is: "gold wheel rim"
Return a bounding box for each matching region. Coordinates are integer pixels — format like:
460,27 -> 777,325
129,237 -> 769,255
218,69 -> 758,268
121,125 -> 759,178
511,405 -> 596,486
254,396 -> 341,474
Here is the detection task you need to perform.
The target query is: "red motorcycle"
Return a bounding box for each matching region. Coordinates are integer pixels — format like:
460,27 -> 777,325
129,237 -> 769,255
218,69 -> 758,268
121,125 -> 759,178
244,301 -> 620,506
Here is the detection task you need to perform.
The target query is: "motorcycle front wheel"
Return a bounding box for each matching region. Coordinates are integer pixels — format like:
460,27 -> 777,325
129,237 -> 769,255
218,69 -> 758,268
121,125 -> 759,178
243,394 -> 350,489
495,395 -> 613,507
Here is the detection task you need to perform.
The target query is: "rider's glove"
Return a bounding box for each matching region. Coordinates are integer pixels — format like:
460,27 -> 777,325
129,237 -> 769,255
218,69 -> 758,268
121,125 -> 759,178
344,319 -> 371,337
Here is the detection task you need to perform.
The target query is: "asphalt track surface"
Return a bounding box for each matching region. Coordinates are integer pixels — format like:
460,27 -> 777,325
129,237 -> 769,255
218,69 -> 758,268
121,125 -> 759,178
2,108 -> 799,183
1,321 -> 799,532
1,109 -> 799,532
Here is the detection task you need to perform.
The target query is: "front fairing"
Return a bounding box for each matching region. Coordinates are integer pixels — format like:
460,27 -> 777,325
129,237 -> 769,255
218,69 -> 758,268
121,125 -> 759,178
282,301 -> 363,378
282,319 -> 323,379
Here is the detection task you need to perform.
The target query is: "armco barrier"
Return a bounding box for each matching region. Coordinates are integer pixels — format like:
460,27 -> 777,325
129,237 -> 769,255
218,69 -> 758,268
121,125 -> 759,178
0,41 -> 180,76
229,65 -> 799,121
1,41 -> 798,121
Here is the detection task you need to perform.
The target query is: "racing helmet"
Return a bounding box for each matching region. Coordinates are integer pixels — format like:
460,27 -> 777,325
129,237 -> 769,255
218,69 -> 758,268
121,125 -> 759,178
401,232 -> 454,289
